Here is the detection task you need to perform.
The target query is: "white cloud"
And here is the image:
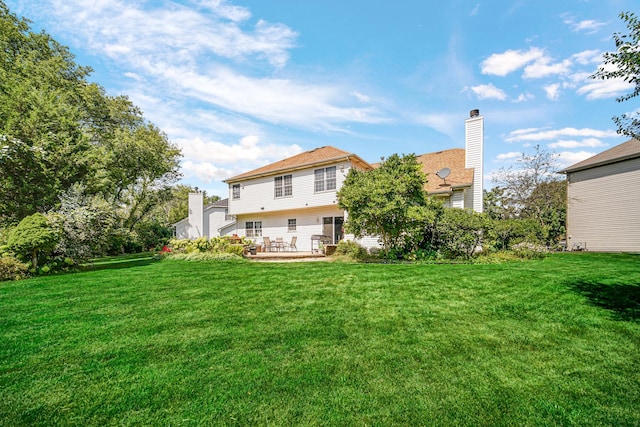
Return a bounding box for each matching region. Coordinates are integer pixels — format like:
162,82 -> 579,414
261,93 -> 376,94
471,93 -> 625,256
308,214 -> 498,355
544,83 -> 561,101
565,18 -> 607,34
416,113 -> 459,138
557,151 -> 597,168
571,49 -> 602,65
505,127 -> 618,143
548,138 -> 607,149
470,3 -> 480,16
352,91 -> 372,103
577,78 -> 634,100
523,58 -> 572,79
196,0 -> 252,23
468,84 -> 507,100
513,92 -> 534,103
496,151 -> 522,160
34,0 -> 390,132
181,160 -> 235,183
179,136 -> 304,182
47,0 -> 297,68
481,47 -> 545,76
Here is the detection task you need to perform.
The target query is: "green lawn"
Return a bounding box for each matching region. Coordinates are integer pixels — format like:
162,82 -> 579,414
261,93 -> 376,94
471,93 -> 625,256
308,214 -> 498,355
1,253 -> 639,426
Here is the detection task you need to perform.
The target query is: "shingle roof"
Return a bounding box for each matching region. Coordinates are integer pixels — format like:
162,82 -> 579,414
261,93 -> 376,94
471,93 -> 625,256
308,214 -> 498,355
370,149 -> 474,193
205,198 -> 228,209
417,149 -> 474,193
224,146 -> 372,182
561,138 -> 640,173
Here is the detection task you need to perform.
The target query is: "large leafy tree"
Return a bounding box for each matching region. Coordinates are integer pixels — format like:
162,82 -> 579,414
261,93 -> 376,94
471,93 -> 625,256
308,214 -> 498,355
0,2 -> 182,228
592,11 -> 640,139
0,3 -> 93,221
338,154 -> 427,255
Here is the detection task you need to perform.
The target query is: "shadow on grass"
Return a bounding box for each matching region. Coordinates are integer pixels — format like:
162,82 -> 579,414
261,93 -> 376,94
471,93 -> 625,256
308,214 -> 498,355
81,255 -> 159,272
569,281 -> 640,321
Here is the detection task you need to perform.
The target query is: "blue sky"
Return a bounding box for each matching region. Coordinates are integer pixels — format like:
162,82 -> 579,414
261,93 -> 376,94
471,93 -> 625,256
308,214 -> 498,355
7,0 -> 638,197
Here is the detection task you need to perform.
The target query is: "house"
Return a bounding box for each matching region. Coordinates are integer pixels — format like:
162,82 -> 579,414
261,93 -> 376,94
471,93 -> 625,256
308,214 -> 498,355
219,110 -> 484,252
173,196 -> 234,239
561,138 -> 640,252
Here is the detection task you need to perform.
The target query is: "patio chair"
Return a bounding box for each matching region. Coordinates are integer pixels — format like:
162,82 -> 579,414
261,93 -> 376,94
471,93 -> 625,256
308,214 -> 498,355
263,236 -> 273,252
285,236 -> 297,252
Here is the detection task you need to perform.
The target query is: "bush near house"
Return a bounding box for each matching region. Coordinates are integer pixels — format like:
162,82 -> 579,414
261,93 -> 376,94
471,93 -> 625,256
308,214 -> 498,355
166,236 -> 249,258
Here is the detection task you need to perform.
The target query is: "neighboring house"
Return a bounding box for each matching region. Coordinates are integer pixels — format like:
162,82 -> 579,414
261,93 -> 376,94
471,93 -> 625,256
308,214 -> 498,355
177,110 -> 485,251
173,196 -> 234,239
561,138 -> 640,252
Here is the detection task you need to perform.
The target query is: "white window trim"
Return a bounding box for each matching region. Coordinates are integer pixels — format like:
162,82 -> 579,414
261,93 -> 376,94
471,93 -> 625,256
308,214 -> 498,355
314,166 -> 337,193
274,174 -> 293,198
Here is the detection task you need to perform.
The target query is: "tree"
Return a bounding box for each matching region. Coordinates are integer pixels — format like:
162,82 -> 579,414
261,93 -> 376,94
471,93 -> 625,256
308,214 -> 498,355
155,185 -> 220,226
7,213 -> 60,269
337,154 -> 427,255
48,184 -> 117,261
0,3 -> 182,231
491,145 -> 566,243
592,11 -> 640,139
0,3 -> 94,222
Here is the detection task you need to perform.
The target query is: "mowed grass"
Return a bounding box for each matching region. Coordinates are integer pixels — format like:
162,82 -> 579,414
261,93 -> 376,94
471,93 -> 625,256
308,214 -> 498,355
1,253 -> 639,426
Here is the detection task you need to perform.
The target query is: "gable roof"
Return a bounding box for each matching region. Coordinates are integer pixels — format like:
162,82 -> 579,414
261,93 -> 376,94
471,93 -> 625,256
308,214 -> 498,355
205,198 -> 228,210
224,146 -> 372,183
417,148 -> 474,194
561,138 -> 640,173
372,149 -> 474,194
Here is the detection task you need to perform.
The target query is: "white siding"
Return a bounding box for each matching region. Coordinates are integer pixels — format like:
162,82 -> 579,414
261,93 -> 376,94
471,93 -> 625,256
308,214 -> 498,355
567,157 -> 640,252
235,207 -> 345,252
187,193 -> 204,238
451,189 -> 465,209
204,208 -> 234,238
228,161 -> 351,216
465,115 -> 484,213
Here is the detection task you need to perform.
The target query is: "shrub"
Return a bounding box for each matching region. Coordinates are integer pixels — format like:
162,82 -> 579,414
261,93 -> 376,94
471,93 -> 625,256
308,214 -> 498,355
511,242 -> 548,260
435,209 -> 488,259
134,219 -> 172,251
0,254 -> 29,281
7,213 -> 61,269
225,244 -> 245,257
168,237 -> 211,253
164,252 -> 244,261
335,240 -> 368,260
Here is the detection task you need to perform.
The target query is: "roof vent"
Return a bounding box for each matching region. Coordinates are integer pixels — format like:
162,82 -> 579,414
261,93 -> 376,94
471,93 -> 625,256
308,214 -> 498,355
470,109 -> 480,118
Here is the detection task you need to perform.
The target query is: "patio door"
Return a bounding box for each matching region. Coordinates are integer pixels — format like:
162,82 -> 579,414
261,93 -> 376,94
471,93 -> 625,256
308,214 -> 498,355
322,216 -> 344,244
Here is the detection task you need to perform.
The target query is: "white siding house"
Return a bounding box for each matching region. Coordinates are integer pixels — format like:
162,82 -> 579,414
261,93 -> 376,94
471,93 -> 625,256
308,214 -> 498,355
561,138 -> 640,252
174,196 -> 234,239
224,146 -> 372,252
177,109 -> 485,252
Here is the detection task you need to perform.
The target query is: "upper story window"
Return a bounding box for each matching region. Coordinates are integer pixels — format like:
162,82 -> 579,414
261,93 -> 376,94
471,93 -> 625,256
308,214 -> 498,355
232,184 -> 240,200
274,174 -> 293,198
314,166 -> 337,192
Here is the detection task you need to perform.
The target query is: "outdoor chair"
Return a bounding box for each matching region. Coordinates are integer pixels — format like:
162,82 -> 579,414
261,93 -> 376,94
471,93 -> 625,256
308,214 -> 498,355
263,236 -> 273,252
285,236 -> 297,251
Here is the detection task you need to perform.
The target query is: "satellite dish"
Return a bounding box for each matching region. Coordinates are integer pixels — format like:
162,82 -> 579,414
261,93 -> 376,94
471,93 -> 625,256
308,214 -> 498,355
436,168 -> 451,179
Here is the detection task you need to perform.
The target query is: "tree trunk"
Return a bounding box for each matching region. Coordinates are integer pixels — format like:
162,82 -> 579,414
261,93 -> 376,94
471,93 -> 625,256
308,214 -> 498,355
31,249 -> 38,270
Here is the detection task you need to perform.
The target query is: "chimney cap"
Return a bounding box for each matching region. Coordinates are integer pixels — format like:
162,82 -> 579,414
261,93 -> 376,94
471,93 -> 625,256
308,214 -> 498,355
470,109 -> 480,118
